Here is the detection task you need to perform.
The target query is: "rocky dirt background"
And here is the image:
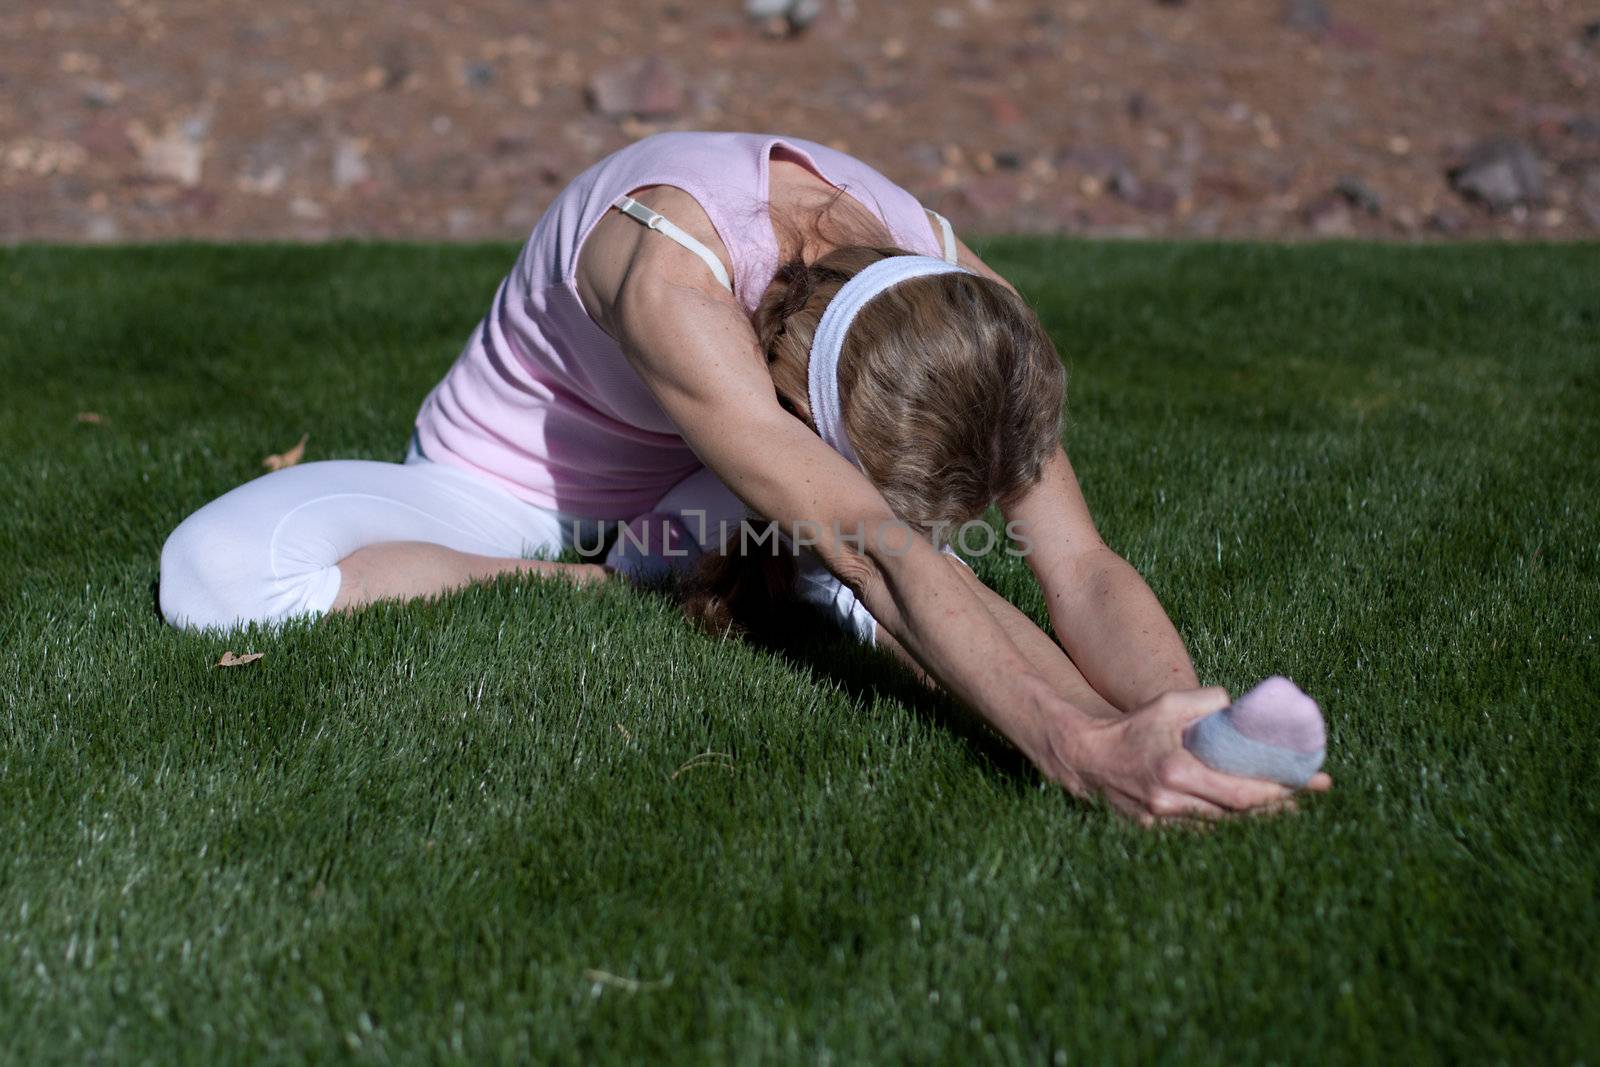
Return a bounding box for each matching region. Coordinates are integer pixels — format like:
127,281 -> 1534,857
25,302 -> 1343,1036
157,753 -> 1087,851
3,0 -> 1597,242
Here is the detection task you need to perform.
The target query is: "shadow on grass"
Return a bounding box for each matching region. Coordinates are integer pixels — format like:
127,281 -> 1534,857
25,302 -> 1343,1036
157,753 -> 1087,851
634,576 -> 1037,787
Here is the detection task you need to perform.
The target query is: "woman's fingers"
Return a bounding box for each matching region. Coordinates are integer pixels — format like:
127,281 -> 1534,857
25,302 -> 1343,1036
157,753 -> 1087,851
1146,789 -> 1231,821
1161,753 -> 1294,812
1103,787 -> 1227,825
1154,686 -> 1233,725
1304,772 -> 1333,792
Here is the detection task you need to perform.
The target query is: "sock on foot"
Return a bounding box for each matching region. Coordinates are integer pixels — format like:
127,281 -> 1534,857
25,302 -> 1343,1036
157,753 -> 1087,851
1183,676 -> 1326,787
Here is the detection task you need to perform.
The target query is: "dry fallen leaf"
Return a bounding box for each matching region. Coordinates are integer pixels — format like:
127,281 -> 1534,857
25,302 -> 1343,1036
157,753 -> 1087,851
215,650 -> 264,668
262,433 -> 308,471
75,411 -> 104,424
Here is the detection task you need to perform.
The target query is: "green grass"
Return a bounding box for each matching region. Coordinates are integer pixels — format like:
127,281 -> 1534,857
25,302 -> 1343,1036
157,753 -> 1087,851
1,239 -> 1597,1065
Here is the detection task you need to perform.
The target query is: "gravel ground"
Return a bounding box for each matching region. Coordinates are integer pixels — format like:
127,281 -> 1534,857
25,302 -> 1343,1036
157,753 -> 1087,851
2,0 -> 1597,242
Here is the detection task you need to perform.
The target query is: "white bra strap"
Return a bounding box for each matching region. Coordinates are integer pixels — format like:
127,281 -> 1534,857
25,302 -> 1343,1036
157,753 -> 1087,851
929,209 -> 959,264
611,194 -> 734,292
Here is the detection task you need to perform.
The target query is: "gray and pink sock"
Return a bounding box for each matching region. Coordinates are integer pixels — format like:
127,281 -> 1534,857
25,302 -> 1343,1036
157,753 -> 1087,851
1183,676 -> 1326,787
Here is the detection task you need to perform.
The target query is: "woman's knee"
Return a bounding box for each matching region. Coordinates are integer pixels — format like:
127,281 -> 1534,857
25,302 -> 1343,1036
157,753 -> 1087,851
157,493 -> 338,632
159,505 -> 255,631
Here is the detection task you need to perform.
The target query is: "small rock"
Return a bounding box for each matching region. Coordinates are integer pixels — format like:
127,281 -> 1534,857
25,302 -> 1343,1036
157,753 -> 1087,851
378,42 -> 412,90
289,197 -> 326,221
237,163 -> 286,196
1565,116 -> 1600,141
1108,168 -> 1142,202
181,110 -> 211,141
127,117 -> 206,187
1426,206 -> 1466,234
1447,138 -> 1545,212
586,56 -> 686,119
1126,91 -> 1150,121
82,80 -> 125,108
993,150 -> 1024,172
1283,0 -> 1330,32
1301,192 -> 1354,235
745,0 -> 824,35
84,214 -> 120,242
1582,20 -> 1600,46
1333,175 -> 1382,214
461,61 -> 494,88
332,137 -> 371,190
58,50 -> 100,75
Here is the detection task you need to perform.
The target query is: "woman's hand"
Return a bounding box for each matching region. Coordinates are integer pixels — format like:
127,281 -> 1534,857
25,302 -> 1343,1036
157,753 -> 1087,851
1044,686 -> 1333,824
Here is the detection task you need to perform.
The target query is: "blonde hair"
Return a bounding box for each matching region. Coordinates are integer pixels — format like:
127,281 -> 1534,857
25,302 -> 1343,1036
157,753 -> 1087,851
683,193 -> 1066,640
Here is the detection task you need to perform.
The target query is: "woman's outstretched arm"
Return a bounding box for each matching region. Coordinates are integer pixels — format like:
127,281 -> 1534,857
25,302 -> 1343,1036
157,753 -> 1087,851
1003,446 -> 1201,711
578,187 -> 1300,822
935,234 -> 1203,710
875,553 -> 1123,722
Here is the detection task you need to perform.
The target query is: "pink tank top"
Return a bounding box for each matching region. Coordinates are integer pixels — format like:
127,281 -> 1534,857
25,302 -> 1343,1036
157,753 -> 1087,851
412,131 -> 948,520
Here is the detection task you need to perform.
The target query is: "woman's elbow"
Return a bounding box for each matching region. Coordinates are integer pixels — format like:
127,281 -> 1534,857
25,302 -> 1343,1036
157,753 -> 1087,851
828,546 -> 882,606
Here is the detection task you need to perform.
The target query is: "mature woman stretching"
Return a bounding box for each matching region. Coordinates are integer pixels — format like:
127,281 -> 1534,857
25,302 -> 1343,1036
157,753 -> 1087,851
160,131 -> 1331,823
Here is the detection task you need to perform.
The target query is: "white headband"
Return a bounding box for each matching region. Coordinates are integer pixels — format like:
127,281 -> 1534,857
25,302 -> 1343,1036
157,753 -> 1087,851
806,255 -> 973,468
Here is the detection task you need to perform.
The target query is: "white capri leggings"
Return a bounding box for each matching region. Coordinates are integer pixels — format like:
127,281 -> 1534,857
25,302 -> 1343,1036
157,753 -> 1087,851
157,434 -> 881,641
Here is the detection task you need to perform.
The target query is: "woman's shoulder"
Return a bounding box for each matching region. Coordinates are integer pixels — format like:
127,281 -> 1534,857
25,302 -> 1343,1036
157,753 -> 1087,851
572,182 -> 738,339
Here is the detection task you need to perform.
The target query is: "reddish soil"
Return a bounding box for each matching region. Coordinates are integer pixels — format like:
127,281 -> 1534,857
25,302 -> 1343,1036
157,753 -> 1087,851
2,0 -> 1597,242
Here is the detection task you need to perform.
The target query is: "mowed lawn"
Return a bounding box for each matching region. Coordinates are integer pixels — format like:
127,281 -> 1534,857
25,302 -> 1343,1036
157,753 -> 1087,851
0,239 -> 1596,1065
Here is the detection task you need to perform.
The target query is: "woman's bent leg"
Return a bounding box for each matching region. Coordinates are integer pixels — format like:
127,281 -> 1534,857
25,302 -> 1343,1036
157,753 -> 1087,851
606,465 -> 886,644
329,540 -> 607,612
159,458 -> 577,631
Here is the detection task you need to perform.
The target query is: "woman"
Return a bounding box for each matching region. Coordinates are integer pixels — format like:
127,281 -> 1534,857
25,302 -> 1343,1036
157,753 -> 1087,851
159,131 -> 1331,823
